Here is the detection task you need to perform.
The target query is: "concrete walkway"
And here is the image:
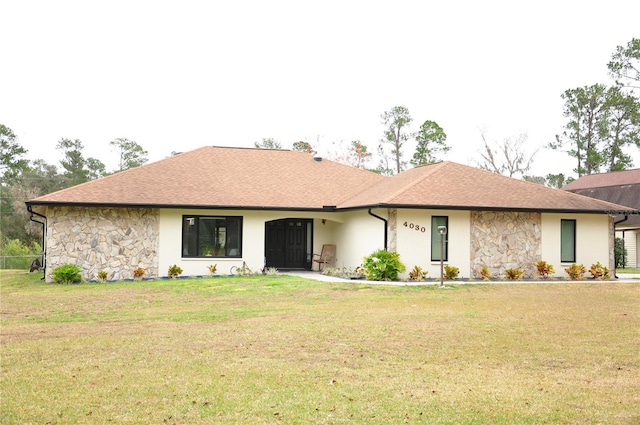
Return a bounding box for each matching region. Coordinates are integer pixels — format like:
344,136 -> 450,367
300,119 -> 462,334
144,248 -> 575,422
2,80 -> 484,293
282,270 -> 640,285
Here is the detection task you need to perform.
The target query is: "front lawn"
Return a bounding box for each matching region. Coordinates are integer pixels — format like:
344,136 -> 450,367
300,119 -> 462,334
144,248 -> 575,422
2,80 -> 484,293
1,271 -> 638,424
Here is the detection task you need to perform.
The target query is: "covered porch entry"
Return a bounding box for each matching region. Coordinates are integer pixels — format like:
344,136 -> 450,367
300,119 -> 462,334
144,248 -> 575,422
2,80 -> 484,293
264,218 -> 313,270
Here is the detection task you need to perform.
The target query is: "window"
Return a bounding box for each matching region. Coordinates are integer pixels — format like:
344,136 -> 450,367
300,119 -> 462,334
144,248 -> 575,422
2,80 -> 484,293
431,216 -> 448,261
182,215 -> 242,257
560,219 -> 576,263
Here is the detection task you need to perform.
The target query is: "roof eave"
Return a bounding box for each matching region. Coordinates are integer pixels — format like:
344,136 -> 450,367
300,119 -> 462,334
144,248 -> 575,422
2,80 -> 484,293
336,203 -> 638,214
24,200 -> 341,212
26,200 -> 638,215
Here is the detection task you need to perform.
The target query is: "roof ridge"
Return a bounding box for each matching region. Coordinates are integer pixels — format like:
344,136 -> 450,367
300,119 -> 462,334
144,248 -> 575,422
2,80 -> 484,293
381,161 -> 447,202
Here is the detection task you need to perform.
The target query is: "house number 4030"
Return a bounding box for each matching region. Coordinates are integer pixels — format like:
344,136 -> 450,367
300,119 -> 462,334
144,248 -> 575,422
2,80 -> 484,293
403,221 -> 426,232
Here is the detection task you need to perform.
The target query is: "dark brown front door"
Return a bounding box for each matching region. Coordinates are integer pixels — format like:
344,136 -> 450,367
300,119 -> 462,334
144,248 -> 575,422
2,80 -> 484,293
265,219 -> 312,269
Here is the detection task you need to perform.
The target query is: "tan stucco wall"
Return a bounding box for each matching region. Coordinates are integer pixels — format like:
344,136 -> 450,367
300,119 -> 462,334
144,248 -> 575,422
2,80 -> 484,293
45,206 -> 159,282
541,213 -> 613,275
331,209 -> 386,269
395,209 -> 471,279
158,209 -> 343,276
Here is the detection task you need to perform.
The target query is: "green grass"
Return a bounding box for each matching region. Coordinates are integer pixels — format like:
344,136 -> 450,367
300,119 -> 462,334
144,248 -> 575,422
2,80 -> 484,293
1,270 -> 639,424
617,267 -> 640,274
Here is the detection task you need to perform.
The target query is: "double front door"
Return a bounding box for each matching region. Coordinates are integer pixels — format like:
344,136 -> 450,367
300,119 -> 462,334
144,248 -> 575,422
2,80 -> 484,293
265,219 -> 313,269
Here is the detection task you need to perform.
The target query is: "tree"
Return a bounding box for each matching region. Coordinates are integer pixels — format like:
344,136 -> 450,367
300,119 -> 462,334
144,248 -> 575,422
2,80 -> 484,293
545,173 -> 573,189
608,38 -> 640,89
56,138 -> 89,185
346,141 -> 372,169
56,138 -> 106,185
477,131 -> 537,178
0,124 -> 29,185
379,106 -> 413,174
552,84 -> 640,176
411,120 -> 450,166
110,138 -> 149,171
1,159 -> 63,244
254,138 -> 282,149
522,175 -> 546,185
602,88 -> 640,171
551,85 -> 609,176
292,141 -> 316,155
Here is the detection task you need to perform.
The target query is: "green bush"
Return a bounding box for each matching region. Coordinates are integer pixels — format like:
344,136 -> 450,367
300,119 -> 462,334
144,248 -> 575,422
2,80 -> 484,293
444,265 -> 460,280
615,237 -> 627,268
168,264 -> 183,278
0,235 -> 42,270
362,249 -> 405,281
52,263 -> 82,284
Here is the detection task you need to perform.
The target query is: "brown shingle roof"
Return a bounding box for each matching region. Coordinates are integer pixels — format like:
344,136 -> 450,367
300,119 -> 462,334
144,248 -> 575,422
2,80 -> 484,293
27,148 -> 636,214
28,146 -> 384,210
338,161 -> 636,213
563,168 -> 640,190
563,169 -> 640,225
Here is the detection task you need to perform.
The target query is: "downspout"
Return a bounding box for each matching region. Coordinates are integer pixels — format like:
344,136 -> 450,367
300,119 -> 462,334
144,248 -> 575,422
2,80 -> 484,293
368,208 -> 388,250
613,215 -> 628,278
27,205 -> 46,280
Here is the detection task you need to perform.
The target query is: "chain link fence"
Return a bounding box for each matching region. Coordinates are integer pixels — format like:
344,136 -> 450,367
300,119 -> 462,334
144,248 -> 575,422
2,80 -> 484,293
0,255 -> 43,270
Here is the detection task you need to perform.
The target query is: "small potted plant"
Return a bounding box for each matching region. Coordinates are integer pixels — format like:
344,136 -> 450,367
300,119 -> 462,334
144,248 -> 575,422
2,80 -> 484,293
168,264 -> 183,279
479,266 -> 492,281
133,267 -> 146,280
505,267 -> 525,281
565,263 -> 586,280
589,262 -> 611,280
535,260 -> 554,279
444,265 -> 460,280
96,270 -> 109,282
408,265 -> 428,281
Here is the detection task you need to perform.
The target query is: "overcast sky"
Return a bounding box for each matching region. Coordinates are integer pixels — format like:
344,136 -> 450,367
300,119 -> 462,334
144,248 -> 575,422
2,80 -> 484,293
2,0 -> 639,178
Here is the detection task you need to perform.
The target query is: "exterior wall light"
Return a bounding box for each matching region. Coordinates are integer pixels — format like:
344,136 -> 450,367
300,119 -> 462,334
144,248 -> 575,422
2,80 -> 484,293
438,226 -> 447,288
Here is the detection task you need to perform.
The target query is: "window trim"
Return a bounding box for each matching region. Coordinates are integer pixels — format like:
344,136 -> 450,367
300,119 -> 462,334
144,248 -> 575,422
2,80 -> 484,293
560,219 -> 576,263
181,215 -> 243,258
431,216 -> 449,262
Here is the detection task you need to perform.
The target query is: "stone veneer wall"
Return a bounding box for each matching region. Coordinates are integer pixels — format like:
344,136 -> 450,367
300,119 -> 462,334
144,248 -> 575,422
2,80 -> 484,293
470,211 -> 541,279
46,206 -> 159,282
388,209 -> 397,252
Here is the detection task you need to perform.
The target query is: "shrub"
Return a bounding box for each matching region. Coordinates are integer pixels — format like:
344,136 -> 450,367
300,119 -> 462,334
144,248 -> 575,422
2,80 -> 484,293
321,267 -> 342,277
479,266 -> 492,280
505,267 -> 525,281
615,237 -> 627,268
96,270 -> 109,282
339,266 -> 365,279
264,267 -> 279,275
168,264 -> 183,278
565,263 -> 586,280
52,263 -> 82,284
0,235 -> 42,270
535,260 -> 555,279
443,265 -> 459,280
408,265 -> 428,281
589,262 -> 611,280
362,249 -> 406,281
133,267 -> 146,279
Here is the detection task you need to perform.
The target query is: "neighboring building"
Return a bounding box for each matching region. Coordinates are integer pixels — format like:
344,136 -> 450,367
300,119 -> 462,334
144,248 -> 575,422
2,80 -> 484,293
26,147 -> 637,282
563,168 -> 640,268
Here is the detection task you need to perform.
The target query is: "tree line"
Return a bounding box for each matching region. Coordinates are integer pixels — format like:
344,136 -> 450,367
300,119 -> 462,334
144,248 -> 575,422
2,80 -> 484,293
0,133 -> 148,248
1,38 -> 638,253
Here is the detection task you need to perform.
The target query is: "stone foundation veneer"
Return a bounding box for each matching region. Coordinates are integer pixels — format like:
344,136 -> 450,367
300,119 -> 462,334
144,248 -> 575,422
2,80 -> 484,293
46,207 -> 159,282
470,211 -> 541,279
